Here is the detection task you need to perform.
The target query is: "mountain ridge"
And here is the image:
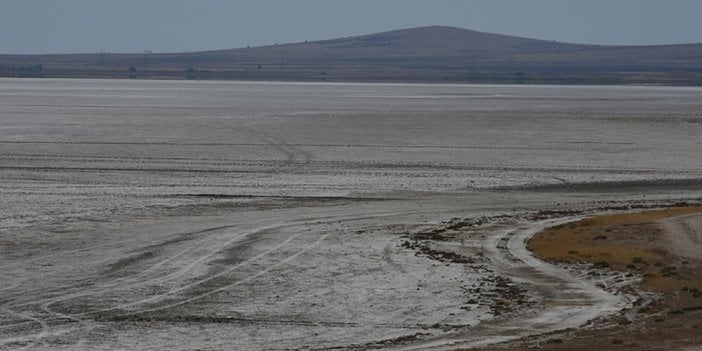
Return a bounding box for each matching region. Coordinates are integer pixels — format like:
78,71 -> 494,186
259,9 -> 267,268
2,26 -> 701,85
210,26 -> 699,54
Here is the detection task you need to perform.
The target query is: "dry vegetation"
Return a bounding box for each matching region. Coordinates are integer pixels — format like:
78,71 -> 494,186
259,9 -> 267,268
530,208 -> 702,291
483,207 -> 702,350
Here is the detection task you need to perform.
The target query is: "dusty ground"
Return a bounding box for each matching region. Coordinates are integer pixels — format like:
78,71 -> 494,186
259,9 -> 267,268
478,207 -> 702,351
1,79 -> 702,350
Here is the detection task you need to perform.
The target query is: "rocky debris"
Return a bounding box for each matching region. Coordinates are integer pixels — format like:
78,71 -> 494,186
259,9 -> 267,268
400,240 -> 475,264
527,209 -> 584,221
463,275 -> 534,316
366,332 -> 432,347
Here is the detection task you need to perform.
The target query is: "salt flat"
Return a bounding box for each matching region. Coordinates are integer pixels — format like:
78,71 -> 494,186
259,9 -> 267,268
1,79 -> 701,350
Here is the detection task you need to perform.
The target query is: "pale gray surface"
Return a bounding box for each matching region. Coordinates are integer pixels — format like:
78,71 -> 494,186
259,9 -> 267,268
1,79 -> 702,350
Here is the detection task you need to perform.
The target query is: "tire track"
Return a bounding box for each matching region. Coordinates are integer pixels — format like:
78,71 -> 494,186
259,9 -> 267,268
2,223 -> 277,328
212,124 -> 313,173
0,210 -> 413,346
0,280 -> 20,293
119,231 -> 333,317
392,216 -> 630,351
1,224 -> 267,335
76,229 -> 304,316
0,139 -> 646,152
90,208 -> 407,315
3,158 -> 699,177
658,212 -> 702,259
0,308 -> 48,350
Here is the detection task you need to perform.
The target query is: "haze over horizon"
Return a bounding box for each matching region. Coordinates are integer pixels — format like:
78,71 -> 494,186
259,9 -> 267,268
1,0 -> 701,55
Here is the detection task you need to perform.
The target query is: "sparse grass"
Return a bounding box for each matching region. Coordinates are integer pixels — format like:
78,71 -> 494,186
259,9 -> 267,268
593,261 -> 610,269
528,207 -> 702,292
517,207 -> 702,351
617,318 -> 632,326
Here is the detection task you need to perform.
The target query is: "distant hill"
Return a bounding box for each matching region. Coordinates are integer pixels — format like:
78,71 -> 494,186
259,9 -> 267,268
2,26 -> 702,85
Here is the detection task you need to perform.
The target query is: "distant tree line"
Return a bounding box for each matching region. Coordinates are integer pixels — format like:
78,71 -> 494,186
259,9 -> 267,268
0,64 -> 43,72
0,64 -> 44,77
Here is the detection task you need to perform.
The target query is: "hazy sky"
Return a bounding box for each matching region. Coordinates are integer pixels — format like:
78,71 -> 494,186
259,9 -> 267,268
2,0 -> 701,54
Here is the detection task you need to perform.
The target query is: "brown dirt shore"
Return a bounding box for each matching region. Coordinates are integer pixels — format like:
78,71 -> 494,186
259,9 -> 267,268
475,207 -> 702,351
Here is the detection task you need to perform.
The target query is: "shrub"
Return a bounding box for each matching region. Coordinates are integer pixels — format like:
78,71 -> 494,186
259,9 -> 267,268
593,261 -> 610,269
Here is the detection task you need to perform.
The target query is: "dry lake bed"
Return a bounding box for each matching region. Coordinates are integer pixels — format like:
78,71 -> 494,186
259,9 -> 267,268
1,79 -> 702,350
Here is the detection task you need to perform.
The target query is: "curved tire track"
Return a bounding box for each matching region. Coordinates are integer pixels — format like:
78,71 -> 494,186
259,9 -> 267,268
393,216 -> 630,351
